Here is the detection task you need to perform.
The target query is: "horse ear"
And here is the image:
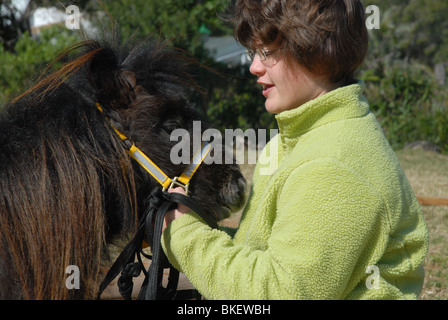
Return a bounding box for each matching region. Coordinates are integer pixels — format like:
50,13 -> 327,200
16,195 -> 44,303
88,47 -> 134,109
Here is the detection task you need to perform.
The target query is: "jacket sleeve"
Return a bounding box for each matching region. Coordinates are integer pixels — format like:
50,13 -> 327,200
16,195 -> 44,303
161,159 -> 389,299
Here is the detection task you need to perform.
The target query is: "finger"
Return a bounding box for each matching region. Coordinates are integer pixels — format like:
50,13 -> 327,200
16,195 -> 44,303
177,203 -> 191,214
168,186 -> 187,196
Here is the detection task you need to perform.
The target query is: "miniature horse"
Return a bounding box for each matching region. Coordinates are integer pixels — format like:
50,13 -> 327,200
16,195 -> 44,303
0,37 -> 246,299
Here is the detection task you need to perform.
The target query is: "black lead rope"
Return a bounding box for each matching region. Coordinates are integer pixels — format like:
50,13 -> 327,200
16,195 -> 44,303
97,188 -> 218,300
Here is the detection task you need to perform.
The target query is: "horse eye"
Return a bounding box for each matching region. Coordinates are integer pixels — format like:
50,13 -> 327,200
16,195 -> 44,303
162,119 -> 183,133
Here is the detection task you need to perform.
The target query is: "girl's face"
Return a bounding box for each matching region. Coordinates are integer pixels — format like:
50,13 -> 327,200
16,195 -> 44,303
249,48 -> 337,114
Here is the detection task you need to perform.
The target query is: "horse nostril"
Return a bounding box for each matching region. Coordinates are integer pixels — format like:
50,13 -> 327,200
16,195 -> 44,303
216,173 -> 247,220
230,176 -> 247,211
238,177 -> 247,197
237,177 -> 247,208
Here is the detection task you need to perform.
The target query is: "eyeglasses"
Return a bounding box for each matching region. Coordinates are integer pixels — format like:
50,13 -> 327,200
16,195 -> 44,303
245,48 -> 274,62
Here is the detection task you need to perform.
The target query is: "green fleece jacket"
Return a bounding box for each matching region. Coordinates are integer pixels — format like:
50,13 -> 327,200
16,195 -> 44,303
162,82 -> 429,300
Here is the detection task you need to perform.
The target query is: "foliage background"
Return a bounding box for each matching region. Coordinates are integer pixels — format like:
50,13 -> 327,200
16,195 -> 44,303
1,0 -> 448,301
0,0 -> 447,152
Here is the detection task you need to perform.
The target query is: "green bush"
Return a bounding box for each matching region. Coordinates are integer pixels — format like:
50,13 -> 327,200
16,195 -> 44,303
360,60 -> 448,153
2,0 -> 446,155
0,25 -> 82,106
202,67 -> 276,132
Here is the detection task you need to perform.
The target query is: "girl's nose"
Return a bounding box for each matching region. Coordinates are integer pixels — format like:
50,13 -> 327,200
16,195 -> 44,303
249,55 -> 266,77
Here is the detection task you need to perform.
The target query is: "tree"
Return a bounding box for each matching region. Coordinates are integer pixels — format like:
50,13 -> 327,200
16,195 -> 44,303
100,0 -> 232,56
3,0 -> 445,149
363,0 -> 448,68
0,25 -> 82,105
360,0 -> 448,152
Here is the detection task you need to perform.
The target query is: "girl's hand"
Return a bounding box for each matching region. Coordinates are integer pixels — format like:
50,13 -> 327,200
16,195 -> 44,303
162,187 -> 191,232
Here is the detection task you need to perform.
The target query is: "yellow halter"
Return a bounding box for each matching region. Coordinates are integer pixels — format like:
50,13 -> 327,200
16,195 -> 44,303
96,103 -> 211,195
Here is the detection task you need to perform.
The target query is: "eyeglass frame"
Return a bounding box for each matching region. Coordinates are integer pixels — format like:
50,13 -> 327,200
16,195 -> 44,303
245,48 -> 275,62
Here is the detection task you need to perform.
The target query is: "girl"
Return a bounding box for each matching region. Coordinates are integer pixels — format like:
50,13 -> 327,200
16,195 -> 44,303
162,0 -> 429,299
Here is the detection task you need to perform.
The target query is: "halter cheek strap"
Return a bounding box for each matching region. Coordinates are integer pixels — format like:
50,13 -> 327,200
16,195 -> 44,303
96,103 -> 211,195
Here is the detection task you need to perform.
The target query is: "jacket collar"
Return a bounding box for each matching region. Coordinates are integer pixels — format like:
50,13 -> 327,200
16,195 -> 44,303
275,81 -> 370,154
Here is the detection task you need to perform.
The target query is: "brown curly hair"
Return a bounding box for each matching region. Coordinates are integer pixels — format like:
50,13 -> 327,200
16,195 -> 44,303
233,0 -> 368,85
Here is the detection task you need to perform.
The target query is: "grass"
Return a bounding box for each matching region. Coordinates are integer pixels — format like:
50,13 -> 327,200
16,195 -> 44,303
222,148 -> 448,300
396,149 -> 448,300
